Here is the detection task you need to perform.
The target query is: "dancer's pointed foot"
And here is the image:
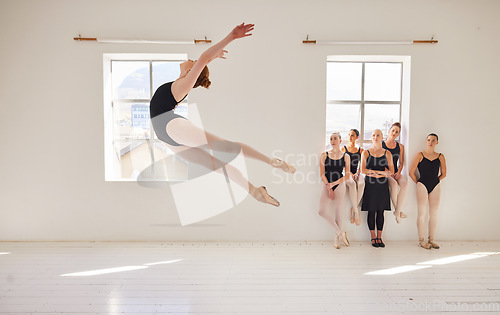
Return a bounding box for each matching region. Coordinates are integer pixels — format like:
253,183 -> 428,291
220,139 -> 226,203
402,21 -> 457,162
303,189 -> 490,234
251,186 -> 280,207
341,231 -> 350,247
334,233 -> 341,249
354,209 -> 361,226
393,211 -> 401,224
271,158 -> 296,174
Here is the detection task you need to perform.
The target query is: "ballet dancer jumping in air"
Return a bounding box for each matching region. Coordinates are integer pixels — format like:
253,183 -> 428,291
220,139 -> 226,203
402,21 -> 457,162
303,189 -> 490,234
149,23 -> 295,207
408,133 -> 447,249
382,122 -> 408,223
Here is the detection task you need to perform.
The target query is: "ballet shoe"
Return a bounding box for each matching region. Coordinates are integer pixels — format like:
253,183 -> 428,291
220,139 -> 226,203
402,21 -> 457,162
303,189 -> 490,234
354,209 -> 361,226
333,233 -> 341,249
341,231 -> 350,247
418,238 -> 432,250
428,237 -> 440,249
252,186 -> 280,207
393,211 -> 402,224
271,158 -> 296,174
377,238 -> 385,248
350,207 -> 355,224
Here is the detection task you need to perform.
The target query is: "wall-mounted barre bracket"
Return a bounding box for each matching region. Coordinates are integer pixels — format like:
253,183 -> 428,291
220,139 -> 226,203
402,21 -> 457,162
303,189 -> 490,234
73,35 -> 212,45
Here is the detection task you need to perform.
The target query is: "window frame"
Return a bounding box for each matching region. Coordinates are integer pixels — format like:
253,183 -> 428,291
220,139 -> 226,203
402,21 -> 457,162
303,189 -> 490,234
103,53 -> 187,181
326,60 -> 403,146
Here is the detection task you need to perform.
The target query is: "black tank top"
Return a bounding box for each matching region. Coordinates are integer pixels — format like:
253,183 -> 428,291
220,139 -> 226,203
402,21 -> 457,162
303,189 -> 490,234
324,152 -> 345,183
382,141 -> 400,172
418,153 -> 441,183
344,146 -> 361,174
366,150 -> 388,172
150,82 -> 187,118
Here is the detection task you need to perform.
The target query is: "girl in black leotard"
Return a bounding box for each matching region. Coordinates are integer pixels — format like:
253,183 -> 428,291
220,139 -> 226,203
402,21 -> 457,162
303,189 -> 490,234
319,133 -> 351,249
150,23 -> 296,207
360,129 -> 395,248
409,133 -> 447,249
342,129 -> 365,226
382,122 -> 408,223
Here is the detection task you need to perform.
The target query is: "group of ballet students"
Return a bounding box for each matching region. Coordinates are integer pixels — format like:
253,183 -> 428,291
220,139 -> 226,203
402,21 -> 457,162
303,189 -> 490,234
320,125 -> 446,249
149,23 -> 447,249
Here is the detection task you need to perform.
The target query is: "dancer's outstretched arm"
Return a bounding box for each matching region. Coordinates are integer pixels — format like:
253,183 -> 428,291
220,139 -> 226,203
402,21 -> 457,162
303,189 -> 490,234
173,23 -> 254,98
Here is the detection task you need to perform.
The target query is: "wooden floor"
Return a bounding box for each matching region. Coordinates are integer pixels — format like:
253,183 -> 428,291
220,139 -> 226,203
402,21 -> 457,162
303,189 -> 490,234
1,241 -> 499,314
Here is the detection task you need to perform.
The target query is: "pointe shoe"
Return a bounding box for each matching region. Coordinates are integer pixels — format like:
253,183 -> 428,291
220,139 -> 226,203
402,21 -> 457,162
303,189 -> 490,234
393,211 -> 401,224
271,158 -> 296,174
350,207 -> 355,224
354,209 -> 361,226
418,238 -> 432,250
252,186 -> 280,207
428,237 -> 440,249
333,234 -> 341,249
341,231 -> 350,247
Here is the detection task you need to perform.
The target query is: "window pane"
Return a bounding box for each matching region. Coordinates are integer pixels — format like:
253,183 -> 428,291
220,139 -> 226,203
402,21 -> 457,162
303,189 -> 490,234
152,61 -> 182,92
327,62 -> 362,101
364,63 -> 402,101
326,104 -> 361,147
112,61 -> 150,99
364,104 -> 400,139
113,102 -> 151,140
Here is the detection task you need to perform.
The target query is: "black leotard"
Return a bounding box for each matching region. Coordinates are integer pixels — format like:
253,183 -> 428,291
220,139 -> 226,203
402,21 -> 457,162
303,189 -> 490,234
344,146 -> 361,174
150,82 -> 187,147
382,141 -> 400,173
324,152 -> 345,192
361,150 -> 391,212
417,152 -> 441,193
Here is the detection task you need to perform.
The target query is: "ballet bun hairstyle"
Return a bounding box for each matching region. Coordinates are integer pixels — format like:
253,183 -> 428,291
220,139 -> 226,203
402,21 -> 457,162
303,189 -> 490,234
331,132 -> 341,139
428,133 -> 439,141
391,122 -> 401,130
193,66 -> 211,89
350,129 -> 360,137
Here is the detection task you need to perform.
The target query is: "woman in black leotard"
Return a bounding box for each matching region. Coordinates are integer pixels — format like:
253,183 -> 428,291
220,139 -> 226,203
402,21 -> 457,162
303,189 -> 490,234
319,133 -> 351,249
360,129 -> 394,248
409,133 -> 447,249
342,129 -> 365,226
150,23 -> 296,207
382,122 -> 408,223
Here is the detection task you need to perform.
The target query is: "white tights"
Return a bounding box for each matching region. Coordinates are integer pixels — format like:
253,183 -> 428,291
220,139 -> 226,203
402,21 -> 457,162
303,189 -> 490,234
345,175 -> 365,210
318,183 -> 346,235
388,175 -> 408,213
416,182 -> 441,239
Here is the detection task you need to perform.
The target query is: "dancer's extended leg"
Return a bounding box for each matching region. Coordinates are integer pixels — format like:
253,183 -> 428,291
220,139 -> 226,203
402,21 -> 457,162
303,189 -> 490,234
167,118 -> 278,206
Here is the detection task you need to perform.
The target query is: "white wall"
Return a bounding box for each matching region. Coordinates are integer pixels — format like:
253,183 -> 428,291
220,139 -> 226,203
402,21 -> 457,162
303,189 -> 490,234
0,0 -> 499,241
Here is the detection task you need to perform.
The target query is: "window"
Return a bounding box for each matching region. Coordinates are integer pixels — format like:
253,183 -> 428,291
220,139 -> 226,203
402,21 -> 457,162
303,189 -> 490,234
103,54 -> 188,181
326,56 -> 410,149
